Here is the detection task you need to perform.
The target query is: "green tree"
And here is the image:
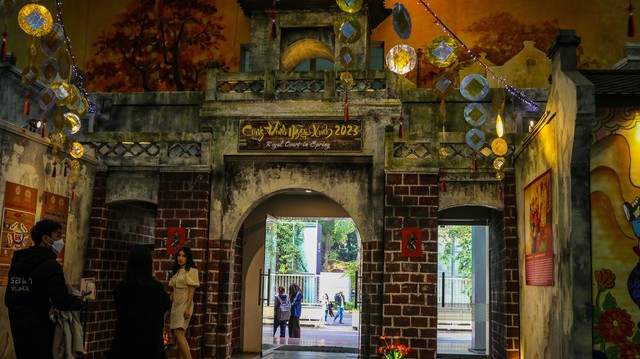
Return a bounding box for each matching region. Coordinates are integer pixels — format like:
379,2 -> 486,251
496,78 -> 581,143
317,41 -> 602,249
318,219 -> 357,271
273,221 -> 307,274
438,226 -> 473,298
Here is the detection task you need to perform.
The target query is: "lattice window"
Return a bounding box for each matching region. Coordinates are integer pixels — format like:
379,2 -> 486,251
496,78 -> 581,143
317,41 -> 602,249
168,143 -> 201,158
217,80 -> 264,94
393,142 -> 432,159
89,142 -> 161,158
440,143 -> 515,159
276,79 -> 325,93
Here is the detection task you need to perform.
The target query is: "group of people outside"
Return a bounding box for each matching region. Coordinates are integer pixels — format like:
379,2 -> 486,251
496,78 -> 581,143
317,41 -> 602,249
4,219 -> 201,359
272,283 -> 303,338
323,291 -> 346,324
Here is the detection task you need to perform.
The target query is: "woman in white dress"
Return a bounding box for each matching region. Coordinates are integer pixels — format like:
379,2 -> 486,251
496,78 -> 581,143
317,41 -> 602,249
169,247 -> 199,359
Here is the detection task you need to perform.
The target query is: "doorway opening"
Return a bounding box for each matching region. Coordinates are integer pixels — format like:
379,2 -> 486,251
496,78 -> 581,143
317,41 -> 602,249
437,207 -> 494,358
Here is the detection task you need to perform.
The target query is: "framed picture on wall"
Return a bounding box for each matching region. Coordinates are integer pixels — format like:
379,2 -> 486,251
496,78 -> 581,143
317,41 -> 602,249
401,228 -> 422,257
167,227 -> 186,255
524,169 -> 554,286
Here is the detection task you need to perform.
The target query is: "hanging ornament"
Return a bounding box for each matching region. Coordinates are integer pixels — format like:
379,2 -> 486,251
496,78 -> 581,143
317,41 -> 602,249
398,111 -> 404,138
392,3 -> 412,40
0,0 -> 17,60
473,151 -> 478,172
23,88 -> 31,115
427,36 -> 459,67
18,4 -> 53,37
629,0 -> 636,37
343,88 -> 349,122
466,128 -> 485,170
334,14 -> 362,44
496,113 -> 505,138
464,103 -> 488,127
71,183 -> 76,201
52,159 -> 57,177
433,71 -> 455,135
336,0 -> 363,14
339,47 -> 355,69
340,72 -> 353,122
41,112 -> 47,138
63,112 -> 81,135
491,138 -> 508,157
440,168 -> 447,192
69,142 -> 84,159
40,23 -> 63,56
493,157 -> 506,171
63,158 -> 68,177
498,181 -> 503,201
385,44 -> 417,75
460,73 -> 490,101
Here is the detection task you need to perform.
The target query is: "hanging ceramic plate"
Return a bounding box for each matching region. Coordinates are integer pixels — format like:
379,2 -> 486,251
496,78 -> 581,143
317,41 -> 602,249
432,71 -> 456,98
427,36 -> 459,68
40,23 -> 64,57
464,103 -> 488,127
21,66 -> 39,85
385,44 -> 417,75
18,4 -> 53,37
392,3 -> 412,40
40,58 -> 58,84
465,128 -> 485,150
0,0 -> 17,19
334,15 -> 362,44
37,87 -> 57,111
460,73 -> 490,101
339,47 -> 355,69
340,72 -> 354,88
491,138 -> 508,156
336,0 -> 362,14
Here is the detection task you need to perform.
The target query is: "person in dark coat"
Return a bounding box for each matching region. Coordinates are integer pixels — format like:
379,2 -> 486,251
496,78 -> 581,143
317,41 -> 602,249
109,244 -> 172,359
4,219 -> 83,359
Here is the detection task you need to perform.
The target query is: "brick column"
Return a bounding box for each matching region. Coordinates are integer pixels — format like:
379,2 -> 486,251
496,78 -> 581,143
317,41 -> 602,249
383,173 -> 439,359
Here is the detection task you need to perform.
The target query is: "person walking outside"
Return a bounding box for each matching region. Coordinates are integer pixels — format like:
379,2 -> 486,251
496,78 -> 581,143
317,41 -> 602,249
334,291 -> 346,324
288,283 -> 303,338
109,245 -> 172,359
273,285 -> 290,338
4,219 -> 83,359
322,293 -> 333,324
169,247 -> 200,359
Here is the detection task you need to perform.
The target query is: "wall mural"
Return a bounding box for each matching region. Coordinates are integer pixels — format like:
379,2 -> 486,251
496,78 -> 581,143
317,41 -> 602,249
591,107 -> 640,358
2,0 -> 636,93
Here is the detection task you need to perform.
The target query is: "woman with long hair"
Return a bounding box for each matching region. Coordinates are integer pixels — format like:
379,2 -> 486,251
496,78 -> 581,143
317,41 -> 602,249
288,283 -> 303,338
168,247 -> 200,359
110,245 -> 171,359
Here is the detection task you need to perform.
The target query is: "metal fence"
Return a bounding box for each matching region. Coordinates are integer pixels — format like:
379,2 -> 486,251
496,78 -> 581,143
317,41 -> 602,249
438,276 -> 472,308
263,273 -> 320,305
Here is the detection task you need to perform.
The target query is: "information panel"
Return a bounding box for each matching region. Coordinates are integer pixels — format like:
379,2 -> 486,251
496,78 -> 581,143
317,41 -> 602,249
238,119 -> 362,152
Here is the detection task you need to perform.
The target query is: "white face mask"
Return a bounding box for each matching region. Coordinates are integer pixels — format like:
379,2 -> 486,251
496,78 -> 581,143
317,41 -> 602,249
51,239 -> 65,254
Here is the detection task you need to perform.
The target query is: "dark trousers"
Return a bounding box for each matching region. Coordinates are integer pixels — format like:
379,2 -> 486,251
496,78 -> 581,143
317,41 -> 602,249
288,316 -> 301,338
273,317 -> 287,337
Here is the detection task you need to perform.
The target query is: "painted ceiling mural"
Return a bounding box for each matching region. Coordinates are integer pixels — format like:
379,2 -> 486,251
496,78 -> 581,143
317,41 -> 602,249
2,0 -> 636,92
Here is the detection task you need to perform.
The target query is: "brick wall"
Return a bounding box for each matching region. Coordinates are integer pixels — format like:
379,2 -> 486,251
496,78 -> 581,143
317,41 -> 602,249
83,171 -> 211,359
231,226 -> 244,354
383,173 -> 439,359
489,173 -> 520,359
83,171 -> 158,358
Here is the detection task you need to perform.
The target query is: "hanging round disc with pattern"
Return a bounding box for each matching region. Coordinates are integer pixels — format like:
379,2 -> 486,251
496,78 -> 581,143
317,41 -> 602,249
385,44 -> 417,75
392,3 -> 412,40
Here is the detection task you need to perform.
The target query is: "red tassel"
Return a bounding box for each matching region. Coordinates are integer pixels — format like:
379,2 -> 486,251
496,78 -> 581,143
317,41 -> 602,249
24,89 -> 31,116
63,159 -> 68,177
344,89 -> 349,122
52,160 -> 57,178
629,2 -> 636,37
440,168 -> 447,192
498,182 -> 503,201
71,184 -> 76,201
473,152 -> 478,172
41,114 -> 47,138
155,0 -> 164,18
1,30 -> 7,61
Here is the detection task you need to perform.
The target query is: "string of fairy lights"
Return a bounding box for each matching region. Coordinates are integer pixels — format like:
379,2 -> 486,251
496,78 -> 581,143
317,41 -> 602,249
417,0 -> 540,110
54,0 -> 94,113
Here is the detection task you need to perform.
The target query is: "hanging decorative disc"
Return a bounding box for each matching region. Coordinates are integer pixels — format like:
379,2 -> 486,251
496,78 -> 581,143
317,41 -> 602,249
340,72 -> 354,88
392,3 -> 412,40
334,15 -> 362,44
57,50 -> 72,79
336,0 -> 362,14
339,47 -> 355,69
69,142 -> 84,159
427,36 -> 459,67
40,23 -> 64,57
49,130 -> 66,147
465,128 -> 485,150
18,4 -> 53,37
51,81 -> 75,106
0,0 -> 17,19
63,112 -> 81,135
493,157 -> 507,171
464,103 -> 488,127
37,87 -> 56,111
68,96 -> 89,117
21,66 -> 39,85
495,171 -> 505,181
40,58 -> 58,84
432,71 -> 456,98
70,159 -> 80,172
438,147 -> 451,160
491,138 -> 508,156
385,44 -> 417,75
460,73 -> 490,101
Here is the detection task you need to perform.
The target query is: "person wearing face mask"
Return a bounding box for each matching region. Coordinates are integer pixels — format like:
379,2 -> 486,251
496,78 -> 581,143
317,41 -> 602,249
4,219 -> 82,359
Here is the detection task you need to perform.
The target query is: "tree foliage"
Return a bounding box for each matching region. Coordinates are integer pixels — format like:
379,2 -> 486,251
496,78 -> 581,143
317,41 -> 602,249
318,219 -> 357,271
265,220 -> 307,274
86,0 -> 235,92
439,225 -> 473,299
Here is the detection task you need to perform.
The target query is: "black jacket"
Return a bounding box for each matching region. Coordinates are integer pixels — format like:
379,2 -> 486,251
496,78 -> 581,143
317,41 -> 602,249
109,279 -> 172,359
4,246 -> 82,359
